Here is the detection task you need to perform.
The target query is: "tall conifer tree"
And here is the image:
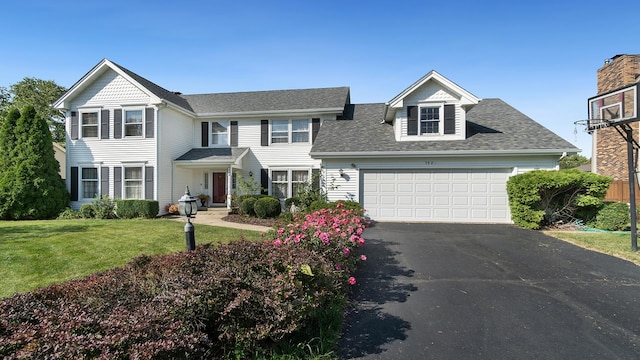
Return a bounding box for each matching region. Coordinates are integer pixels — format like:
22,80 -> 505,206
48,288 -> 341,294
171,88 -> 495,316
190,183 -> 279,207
0,106 -> 68,219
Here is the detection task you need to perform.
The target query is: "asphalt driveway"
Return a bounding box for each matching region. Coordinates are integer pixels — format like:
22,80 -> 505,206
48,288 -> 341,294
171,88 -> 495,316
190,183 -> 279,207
338,222 -> 640,359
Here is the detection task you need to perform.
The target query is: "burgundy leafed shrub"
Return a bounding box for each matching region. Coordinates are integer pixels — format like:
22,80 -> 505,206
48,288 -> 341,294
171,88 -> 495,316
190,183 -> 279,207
0,241 -> 341,359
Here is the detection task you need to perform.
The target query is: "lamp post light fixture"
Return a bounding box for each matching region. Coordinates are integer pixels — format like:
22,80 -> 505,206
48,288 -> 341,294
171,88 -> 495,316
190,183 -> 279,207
178,186 -> 198,251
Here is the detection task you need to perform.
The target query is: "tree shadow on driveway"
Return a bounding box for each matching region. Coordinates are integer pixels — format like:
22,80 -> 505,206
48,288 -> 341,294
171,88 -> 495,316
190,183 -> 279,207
338,230 -> 417,359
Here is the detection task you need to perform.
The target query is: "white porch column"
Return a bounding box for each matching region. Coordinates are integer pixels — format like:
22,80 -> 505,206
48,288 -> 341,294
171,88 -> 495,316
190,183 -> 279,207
226,166 -> 232,209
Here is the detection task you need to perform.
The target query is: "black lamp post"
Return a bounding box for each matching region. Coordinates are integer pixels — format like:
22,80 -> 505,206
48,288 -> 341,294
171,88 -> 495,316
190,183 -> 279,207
178,186 -> 198,251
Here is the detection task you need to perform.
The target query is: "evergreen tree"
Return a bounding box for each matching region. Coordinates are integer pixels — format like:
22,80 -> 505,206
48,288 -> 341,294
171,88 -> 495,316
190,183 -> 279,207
0,108 -> 21,217
0,106 -> 68,219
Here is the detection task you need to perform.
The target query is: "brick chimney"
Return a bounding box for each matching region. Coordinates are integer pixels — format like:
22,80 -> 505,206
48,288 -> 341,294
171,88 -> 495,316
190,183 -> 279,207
594,54 -> 640,180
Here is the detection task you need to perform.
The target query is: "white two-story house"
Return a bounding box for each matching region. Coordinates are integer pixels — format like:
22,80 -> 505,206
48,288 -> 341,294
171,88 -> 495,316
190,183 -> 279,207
54,59 -> 578,223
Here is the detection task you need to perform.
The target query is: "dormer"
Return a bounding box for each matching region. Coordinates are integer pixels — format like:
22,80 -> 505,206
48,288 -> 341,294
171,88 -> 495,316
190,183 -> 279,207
384,70 -> 480,142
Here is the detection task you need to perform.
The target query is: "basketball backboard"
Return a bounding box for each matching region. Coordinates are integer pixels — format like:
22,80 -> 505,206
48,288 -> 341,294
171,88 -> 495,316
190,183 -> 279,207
587,82 -> 639,131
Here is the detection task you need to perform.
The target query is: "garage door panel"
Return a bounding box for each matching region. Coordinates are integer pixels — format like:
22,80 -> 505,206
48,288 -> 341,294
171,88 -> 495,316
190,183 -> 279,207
362,169 -> 511,223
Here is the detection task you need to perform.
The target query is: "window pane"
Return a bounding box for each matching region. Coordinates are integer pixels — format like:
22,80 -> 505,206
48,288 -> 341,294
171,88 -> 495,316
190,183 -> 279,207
82,167 -> 98,199
273,183 -> 288,199
125,110 -> 143,124
272,171 -> 287,182
271,120 -> 289,143
292,170 -> 308,182
211,122 -> 228,145
82,113 -> 98,125
82,112 -> 98,138
124,167 -> 143,199
292,119 -> 308,131
292,132 -> 309,143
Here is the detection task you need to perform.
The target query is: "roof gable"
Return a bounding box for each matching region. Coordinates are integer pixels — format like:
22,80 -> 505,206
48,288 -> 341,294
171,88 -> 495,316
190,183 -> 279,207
384,70 -> 480,121
53,59 -> 193,112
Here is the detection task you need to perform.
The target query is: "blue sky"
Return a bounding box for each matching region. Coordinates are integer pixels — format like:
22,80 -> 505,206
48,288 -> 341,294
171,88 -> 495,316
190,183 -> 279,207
2,0 -> 640,158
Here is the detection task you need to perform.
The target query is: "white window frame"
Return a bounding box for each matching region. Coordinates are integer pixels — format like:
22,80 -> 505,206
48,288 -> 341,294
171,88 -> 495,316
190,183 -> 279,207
418,103 -> 444,136
80,110 -> 100,138
81,167 -> 99,199
210,121 -> 229,146
270,119 -> 310,144
123,166 -> 143,199
124,108 -> 143,137
270,168 -> 311,199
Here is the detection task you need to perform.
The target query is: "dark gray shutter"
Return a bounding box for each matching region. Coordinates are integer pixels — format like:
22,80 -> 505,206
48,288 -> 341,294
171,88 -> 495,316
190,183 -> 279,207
145,166 -> 154,199
114,167 -> 122,199
101,167 -> 109,197
201,122 -> 209,147
260,120 -> 269,146
444,104 -> 455,134
312,168 -> 320,191
145,107 -> 154,138
114,109 -> 122,139
70,166 -> 79,201
312,118 -> 320,143
100,109 -> 109,139
71,111 -> 78,140
230,121 -> 238,147
260,169 -> 268,195
407,106 -> 418,135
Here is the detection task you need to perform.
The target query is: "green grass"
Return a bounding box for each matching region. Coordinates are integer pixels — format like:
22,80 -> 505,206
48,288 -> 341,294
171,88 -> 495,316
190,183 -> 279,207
0,218 -> 262,298
545,230 -> 640,266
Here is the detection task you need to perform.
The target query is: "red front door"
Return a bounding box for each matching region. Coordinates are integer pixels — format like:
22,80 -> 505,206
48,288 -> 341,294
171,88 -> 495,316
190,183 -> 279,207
213,172 -> 226,204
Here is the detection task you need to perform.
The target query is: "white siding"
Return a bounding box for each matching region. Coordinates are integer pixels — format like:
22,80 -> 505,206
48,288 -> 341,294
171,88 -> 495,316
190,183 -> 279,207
158,107 -> 195,208
71,70 -> 151,108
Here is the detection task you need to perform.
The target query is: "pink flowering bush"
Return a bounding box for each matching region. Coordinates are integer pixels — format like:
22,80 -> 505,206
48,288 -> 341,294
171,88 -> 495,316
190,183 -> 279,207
265,202 -> 368,286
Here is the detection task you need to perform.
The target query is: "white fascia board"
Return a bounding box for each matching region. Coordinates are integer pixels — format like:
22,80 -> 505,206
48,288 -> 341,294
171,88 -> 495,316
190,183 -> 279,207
310,149 -> 580,159
194,107 -> 344,119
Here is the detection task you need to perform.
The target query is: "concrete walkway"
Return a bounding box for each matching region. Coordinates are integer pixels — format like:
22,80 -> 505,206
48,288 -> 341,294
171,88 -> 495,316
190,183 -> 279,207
169,207 -> 272,233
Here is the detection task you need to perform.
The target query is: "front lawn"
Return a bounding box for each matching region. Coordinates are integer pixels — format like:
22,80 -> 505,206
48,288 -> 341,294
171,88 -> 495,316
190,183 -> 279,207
546,230 -> 640,265
0,219 -> 262,298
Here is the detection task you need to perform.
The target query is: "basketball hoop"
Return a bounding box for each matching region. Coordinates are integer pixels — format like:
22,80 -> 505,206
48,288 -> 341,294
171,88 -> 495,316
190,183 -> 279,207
574,118 -> 611,134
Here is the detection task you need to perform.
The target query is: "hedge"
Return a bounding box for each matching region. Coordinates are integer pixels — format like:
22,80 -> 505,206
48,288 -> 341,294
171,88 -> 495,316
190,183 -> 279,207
115,199 -> 160,219
507,169 -> 611,229
254,196 -> 282,218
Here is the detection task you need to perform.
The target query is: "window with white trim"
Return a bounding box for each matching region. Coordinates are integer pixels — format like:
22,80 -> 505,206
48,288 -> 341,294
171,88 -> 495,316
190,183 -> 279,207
420,107 -> 440,134
291,170 -> 309,197
271,119 -> 310,144
272,170 -> 288,198
211,121 -> 229,146
125,110 -> 143,137
81,112 -> 98,138
271,169 -> 311,199
82,167 -> 98,198
124,167 -> 143,199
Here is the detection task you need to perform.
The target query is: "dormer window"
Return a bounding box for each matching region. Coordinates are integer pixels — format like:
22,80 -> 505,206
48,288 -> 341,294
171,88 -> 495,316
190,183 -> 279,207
420,106 -> 440,134
407,104 -> 456,136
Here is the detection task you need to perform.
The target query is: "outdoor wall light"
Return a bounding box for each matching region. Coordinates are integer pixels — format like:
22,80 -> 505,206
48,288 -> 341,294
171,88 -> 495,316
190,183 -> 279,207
339,169 -> 345,177
249,170 -> 253,177
178,186 -> 198,251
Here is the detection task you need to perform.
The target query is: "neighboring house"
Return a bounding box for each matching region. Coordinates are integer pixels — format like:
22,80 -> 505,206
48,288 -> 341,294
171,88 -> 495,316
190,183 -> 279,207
590,54 -> 640,179
53,142 -> 66,180
53,59 -> 577,223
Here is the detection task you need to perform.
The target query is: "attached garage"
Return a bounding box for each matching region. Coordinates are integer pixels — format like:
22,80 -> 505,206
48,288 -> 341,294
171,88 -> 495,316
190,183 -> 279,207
361,169 -> 512,223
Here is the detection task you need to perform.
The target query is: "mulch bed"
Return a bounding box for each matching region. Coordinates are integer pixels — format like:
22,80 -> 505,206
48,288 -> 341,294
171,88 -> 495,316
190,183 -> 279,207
222,214 -> 278,228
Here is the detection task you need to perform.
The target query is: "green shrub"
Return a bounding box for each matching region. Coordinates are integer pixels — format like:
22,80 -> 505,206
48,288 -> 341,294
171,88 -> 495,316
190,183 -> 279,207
254,196 -> 282,218
590,202 -> 630,231
91,196 -> 117,219
308,200 -> 363,214
57,207 -> 81,219
79,203 -> 95,218
241,197 -> 257,216
116,200 -> 160,219
507,169 -> 612,229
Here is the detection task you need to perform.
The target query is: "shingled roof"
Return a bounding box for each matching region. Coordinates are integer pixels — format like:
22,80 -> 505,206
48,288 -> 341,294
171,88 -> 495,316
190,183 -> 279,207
310,99 -> 578,155
181,87 -> 350,114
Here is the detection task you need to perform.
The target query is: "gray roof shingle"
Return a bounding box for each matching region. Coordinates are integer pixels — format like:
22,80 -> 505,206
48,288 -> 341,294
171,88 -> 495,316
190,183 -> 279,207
310,99 -> 579,155
175,147 -> 248,162
181,87 -> 350,114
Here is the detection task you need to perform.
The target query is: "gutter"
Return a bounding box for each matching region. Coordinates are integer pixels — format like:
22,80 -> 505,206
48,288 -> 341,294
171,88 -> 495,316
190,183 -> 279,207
310,148 -> 581,159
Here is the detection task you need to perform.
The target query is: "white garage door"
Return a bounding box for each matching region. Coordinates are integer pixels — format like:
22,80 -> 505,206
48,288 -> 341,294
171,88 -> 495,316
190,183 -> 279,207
361,169 -> 512,223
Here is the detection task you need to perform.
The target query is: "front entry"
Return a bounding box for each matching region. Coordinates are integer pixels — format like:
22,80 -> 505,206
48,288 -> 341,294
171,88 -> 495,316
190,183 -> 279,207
212,172 -> 226,204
